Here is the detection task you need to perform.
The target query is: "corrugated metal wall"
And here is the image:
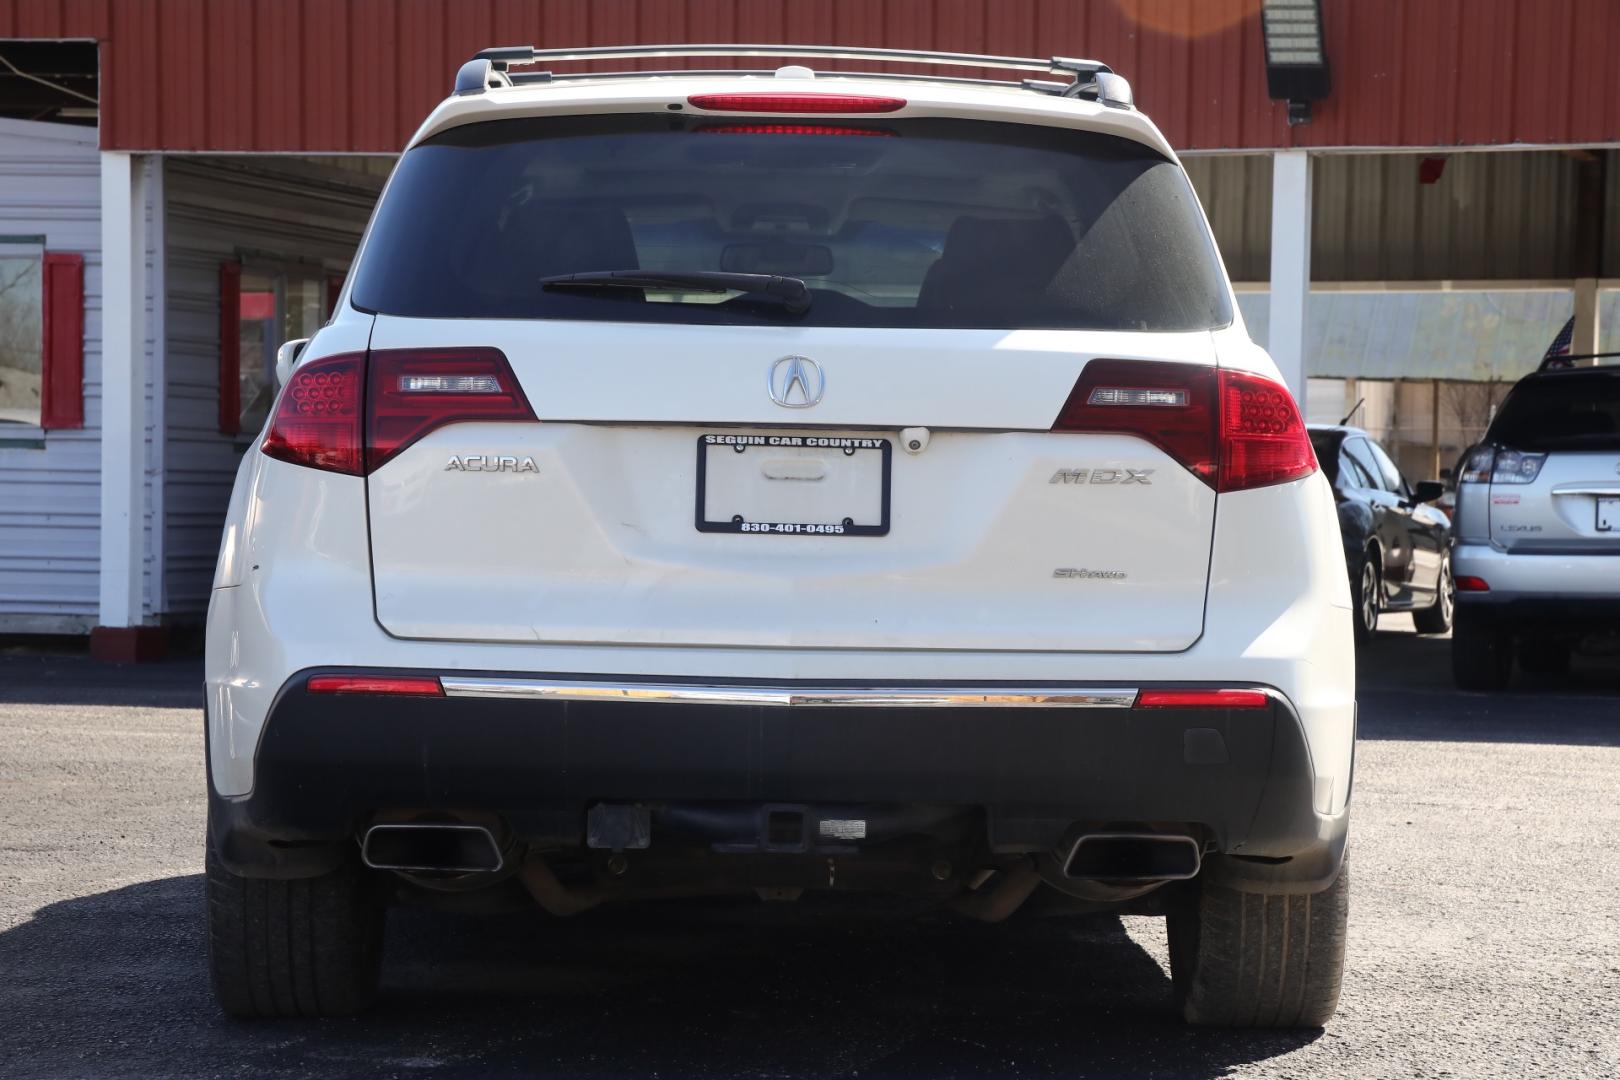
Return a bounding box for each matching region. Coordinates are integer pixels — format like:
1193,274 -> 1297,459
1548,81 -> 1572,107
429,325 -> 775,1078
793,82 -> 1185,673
4,0 -> 1620,153
161,158 -> 382,614
1181,154 -> 1271,282
1312,152 -> 1587,282
1185,150 -> 1612,283
0,117 -> 157,632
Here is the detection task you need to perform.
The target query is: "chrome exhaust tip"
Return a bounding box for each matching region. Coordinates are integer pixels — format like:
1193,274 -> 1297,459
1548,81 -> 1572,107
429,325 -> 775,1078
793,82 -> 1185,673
1062,832 -> 1202,882
361,823 -> 504,874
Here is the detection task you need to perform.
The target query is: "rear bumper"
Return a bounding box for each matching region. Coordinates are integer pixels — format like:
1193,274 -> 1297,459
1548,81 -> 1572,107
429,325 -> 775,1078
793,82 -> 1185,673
1453,542 -> 1620,630
1453,543 -> 1620,603
208,669 -> 1349,895
1454,594 -> 1620,630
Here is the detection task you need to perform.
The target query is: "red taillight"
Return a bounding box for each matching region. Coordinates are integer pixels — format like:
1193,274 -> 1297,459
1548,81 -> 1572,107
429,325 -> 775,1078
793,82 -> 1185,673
1051,359 -> 1218,483
686,92 -> 906,114
1217,369 -> 1317,492
263,348 -> 536,475
367,348 -> 536,473
694,123 -> 893,136
1051,361 -> 1316,492
1455,575 -> 1490,592
306,675 -> 444,697
1135,689 -> 1270,709
262,353 -> 365,476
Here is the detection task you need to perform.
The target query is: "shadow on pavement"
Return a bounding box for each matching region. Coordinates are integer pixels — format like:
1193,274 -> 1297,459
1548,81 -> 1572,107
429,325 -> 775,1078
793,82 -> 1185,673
0,650 -> 201,708
0,875 -> 1319,1080
1356,629 -> 1620,746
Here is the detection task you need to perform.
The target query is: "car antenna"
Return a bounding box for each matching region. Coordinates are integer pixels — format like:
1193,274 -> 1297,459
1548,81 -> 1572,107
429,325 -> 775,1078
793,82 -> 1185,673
1337,397 -> 1365,427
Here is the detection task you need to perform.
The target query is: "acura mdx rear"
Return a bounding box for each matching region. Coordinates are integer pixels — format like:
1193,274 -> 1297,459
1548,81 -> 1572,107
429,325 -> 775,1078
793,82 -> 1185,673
204,46 -> 1355,1027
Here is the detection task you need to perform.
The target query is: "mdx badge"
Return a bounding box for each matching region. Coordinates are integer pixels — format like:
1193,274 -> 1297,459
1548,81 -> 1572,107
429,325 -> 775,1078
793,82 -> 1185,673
1050,468 -> 1153,485
768,355 -> 824,409
445,455 -> 538,473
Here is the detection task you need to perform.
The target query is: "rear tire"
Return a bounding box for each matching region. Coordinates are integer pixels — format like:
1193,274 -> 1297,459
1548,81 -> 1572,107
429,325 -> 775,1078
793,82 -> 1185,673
1167,861 -> 1349,1028
1451,609 -> 1512,691
1411,554 -> 1454,635
1352,557 -> 1381,644
206,838 -> 385,1018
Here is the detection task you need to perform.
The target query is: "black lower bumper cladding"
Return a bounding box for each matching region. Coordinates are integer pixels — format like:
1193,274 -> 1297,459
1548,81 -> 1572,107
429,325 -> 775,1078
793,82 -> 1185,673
208,670 -> 1347,894
1457,595 -> 1620,630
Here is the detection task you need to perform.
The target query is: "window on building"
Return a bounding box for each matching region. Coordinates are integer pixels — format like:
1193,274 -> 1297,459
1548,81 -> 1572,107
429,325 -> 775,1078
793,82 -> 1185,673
0,244 -> 43,427
236,270 -> 331,436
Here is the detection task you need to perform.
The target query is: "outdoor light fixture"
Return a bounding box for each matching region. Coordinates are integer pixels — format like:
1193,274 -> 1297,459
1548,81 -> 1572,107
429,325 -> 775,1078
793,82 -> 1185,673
1261,0 -> 1331,125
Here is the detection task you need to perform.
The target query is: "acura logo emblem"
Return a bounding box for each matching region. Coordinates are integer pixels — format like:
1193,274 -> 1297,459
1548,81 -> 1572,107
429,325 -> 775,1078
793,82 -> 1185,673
768,355 -> 824,409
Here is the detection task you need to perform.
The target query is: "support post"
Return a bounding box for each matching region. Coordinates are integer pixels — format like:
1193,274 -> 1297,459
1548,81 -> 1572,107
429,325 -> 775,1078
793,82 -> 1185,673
1572,276 -> 1600,359
1572,153 -> 1606,361
1269,149 -> 1313,402
94,152 -> 162,661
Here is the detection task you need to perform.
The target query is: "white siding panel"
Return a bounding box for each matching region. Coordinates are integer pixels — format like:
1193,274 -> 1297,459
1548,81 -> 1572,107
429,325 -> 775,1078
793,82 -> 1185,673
0,119 -> 161,630
162,158 -> 384,615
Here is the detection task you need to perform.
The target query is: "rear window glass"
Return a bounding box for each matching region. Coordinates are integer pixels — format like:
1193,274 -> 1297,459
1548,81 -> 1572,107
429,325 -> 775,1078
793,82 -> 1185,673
351,115 -> 1231,331
1488,372 -> 1620,451
1308,431 -> 1342,482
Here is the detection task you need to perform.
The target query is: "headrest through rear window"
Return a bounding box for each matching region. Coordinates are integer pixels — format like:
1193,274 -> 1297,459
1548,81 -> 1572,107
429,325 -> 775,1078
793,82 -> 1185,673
499,201 -> 641,281
916,214 -> 1075,313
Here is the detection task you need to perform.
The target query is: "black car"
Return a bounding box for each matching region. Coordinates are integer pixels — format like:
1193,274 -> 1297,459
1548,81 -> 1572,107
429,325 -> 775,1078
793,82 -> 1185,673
1309,425 -> 1455,642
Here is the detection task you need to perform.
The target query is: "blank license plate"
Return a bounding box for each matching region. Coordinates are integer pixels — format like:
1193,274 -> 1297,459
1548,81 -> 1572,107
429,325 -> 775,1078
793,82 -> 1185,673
1599,497 -> 1619,532
696,434 -> 891,537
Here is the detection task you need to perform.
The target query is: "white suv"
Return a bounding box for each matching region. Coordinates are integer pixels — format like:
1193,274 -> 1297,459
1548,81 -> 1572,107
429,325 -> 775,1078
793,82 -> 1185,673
1451,360 -> 1620,688
204,45 -> 1354,1026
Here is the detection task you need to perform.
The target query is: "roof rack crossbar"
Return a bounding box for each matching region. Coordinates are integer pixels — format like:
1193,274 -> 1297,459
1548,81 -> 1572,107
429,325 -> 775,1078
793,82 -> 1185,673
1538,350 -> 1620,372
459,43 -> 1131,107
477,43 -> 1105,75
515,68 -> 1036,92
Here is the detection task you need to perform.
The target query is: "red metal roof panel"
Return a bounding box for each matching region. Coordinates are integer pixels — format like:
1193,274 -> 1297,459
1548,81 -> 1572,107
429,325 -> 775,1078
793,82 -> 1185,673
2,0 -> 1620,153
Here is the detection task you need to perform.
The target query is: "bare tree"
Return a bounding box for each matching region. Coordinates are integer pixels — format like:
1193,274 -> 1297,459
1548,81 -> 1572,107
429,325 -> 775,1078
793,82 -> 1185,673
1436,379 -> 1510,470
0,258 -> 44,419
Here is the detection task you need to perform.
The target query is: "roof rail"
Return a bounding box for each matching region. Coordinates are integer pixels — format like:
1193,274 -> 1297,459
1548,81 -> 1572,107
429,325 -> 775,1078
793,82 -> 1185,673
1537,350 -> 1620,372
452,43 -> 1132,108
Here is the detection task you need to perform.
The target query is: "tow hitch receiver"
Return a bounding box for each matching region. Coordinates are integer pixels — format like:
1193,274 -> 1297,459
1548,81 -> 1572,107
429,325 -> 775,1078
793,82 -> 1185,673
586,803 -> 651,850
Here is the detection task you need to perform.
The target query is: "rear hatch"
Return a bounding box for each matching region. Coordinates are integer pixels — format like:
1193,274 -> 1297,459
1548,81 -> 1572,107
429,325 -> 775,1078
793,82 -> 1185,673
1483,370 -> 1620,555
350,110 -> 1236,652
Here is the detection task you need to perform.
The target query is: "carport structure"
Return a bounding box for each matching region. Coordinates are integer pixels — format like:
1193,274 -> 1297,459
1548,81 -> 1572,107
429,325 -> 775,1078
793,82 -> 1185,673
1,0 -> 1619,655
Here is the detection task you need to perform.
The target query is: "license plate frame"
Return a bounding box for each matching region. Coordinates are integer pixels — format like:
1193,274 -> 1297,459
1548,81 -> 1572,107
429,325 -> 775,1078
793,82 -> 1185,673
694,434 -> 892,537
1598,496 -> 1619,532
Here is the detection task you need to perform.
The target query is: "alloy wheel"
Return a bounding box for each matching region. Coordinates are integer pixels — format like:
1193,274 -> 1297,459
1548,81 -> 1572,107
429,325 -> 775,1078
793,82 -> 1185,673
1359,562 -> 1379,636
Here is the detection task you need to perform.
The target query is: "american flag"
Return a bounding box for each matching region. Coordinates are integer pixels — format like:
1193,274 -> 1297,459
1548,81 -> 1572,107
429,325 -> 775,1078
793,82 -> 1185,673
1543,316 -> 1575,367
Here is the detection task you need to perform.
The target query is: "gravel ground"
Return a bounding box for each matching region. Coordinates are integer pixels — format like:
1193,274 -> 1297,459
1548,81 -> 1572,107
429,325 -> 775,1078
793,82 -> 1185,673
1,623 -> 1617,1079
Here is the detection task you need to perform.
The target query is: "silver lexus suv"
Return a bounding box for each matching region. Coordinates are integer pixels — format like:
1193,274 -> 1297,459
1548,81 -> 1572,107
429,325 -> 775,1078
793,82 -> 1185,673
1451,361 -> 1620,688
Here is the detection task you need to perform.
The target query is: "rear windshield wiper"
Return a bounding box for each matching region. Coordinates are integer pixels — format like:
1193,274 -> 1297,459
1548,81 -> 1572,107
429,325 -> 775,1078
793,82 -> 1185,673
539,270 -> 811,315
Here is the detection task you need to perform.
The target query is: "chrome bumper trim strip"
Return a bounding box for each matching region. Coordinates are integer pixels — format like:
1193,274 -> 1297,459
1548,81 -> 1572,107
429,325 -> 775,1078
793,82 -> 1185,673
438,678 -> 1140,709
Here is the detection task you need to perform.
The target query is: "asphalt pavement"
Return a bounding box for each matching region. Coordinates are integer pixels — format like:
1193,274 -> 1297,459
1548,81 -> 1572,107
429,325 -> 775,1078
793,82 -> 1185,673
1,620 -> 1618,1079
